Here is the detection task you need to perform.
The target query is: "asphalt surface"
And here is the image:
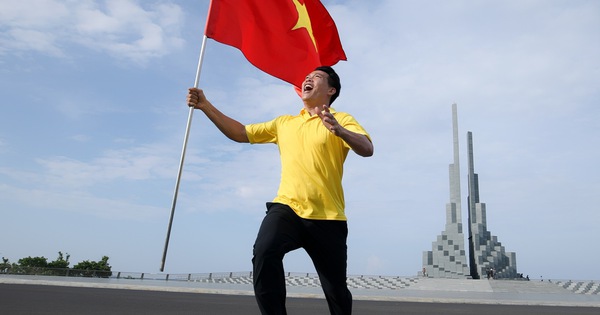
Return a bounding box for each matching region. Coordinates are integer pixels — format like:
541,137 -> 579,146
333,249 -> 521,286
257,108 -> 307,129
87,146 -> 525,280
2,283 -> 599,315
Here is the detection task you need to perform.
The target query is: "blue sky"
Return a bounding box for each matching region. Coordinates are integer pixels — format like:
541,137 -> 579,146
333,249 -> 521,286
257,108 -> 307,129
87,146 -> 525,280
1,0 -> 599,280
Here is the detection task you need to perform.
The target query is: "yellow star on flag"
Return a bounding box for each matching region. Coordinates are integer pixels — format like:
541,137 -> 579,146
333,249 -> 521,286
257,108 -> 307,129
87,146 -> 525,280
292,0 -> 318,51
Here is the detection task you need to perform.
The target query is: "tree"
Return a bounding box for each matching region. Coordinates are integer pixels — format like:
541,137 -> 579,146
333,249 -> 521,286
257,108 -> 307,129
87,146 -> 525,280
4,253 -> 112,277
72,256 -> 112,278
1,257 -> 10,273
48,251 -> 70,269
18,256 -> 48,268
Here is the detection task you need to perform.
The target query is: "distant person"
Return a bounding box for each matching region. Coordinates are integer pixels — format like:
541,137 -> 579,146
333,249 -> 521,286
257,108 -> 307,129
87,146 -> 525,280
186,66 -> 373,315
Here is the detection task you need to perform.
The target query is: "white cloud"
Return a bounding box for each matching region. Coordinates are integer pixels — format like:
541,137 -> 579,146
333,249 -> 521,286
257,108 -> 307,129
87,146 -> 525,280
0,141 -> 178,192
70,134 -> 91,142
0,0 -> 185,63
0,0 -> 70,28
2,28 -> 64,56
0,183 -> 163,220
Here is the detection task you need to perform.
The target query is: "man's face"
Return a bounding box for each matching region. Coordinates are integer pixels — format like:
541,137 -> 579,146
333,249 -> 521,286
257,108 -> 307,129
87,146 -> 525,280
301,70 -> 335,104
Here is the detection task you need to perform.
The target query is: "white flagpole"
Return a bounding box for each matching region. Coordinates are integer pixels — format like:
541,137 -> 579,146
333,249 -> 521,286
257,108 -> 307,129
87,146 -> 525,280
160,35 -> 209,272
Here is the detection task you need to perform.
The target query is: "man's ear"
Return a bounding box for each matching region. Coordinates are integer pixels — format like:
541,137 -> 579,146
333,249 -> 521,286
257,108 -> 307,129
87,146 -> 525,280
328,87 -> 336,97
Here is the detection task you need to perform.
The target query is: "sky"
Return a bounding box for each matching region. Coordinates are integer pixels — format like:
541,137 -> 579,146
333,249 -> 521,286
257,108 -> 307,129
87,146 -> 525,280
1,0 -> 598,281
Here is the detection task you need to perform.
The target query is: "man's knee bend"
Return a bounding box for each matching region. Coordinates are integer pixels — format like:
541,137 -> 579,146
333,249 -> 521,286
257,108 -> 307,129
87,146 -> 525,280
252,243 -> 271,262
253,244 -> 284,268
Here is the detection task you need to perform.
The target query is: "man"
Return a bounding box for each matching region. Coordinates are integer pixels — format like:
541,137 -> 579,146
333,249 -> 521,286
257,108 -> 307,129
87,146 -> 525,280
187,66 -> 373,315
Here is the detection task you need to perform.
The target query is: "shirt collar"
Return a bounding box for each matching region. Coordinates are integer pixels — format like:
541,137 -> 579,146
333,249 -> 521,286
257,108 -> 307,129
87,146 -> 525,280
300,107 -> 337,120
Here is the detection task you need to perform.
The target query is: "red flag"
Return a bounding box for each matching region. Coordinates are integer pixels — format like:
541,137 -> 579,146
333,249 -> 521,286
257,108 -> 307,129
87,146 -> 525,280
205,0 -> 347,89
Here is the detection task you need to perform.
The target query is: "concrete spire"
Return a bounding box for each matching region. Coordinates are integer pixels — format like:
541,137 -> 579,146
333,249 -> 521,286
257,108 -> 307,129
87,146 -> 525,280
423,104 -> 470,278
466,132 -> 518,279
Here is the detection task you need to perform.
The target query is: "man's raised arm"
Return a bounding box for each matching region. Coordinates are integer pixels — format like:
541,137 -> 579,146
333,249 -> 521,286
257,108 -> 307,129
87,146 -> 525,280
187,88 -> 249,143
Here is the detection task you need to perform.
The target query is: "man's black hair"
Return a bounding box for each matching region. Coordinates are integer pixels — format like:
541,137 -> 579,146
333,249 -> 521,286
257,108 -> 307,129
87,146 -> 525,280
315,66 -> 341,105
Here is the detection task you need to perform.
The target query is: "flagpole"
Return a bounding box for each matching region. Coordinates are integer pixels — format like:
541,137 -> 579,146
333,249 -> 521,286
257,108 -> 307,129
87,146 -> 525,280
160,35 -> 209,272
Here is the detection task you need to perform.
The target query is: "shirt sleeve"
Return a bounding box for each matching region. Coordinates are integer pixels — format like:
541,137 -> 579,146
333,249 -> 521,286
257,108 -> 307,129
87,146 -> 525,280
336,112 -> 371,148
245,116 -> 280,144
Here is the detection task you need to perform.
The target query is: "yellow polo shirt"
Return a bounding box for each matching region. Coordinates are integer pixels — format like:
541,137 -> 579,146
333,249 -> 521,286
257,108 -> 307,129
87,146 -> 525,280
245,108 -> 370,221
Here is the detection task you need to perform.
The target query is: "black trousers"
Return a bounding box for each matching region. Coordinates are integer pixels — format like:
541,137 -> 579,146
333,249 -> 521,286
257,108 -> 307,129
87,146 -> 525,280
252,202 -> 352,315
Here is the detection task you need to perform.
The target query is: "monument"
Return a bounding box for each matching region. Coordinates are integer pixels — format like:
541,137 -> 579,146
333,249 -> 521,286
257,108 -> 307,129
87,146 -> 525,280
423,104 -> 517,279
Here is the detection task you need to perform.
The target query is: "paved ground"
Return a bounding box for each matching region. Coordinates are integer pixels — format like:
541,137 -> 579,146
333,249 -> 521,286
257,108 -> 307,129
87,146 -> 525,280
1,275 -> 599,314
